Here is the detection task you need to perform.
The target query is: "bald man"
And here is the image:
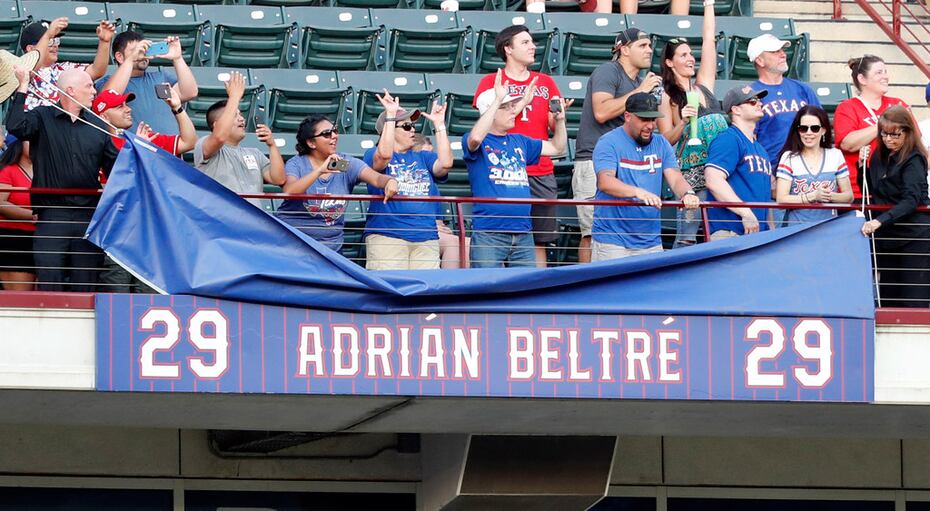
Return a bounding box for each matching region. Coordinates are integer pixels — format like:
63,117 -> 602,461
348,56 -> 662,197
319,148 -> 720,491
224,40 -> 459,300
6,66 -> 119,291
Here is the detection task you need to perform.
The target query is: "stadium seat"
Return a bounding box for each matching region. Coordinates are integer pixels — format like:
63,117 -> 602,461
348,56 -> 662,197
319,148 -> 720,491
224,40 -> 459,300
0,0 -> 25,54
627,14 -> 727,77
371,9 -> 469,73
286,7 -> 384,71
551,75 -> 587,139
544,13 -> 627,76
809,82 -> 853,116
340,71 -> 436,134
109,3 -> 207,66
440,138 -> 472,197
250,68 -> 354,135
341,200 -> 367,265
716,17 -> 809,81
23,1 -> 111,64
456,11 -> 557,74
335,134 -> 379,159
426,73 -> 483,138
422,0 -> 493,11
712,78 -> 749,106
196,5 -> 299,68
252,0 -> 331,5
636,0 -> 673,14
238,131 -> 298,162
688,0 -> 751,16
186,67 -> 262,131
332,0 -> 415,11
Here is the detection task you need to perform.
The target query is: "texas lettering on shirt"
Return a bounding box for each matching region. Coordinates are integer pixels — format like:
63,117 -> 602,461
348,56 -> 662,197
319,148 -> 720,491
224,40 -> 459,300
760,98 -> 809,118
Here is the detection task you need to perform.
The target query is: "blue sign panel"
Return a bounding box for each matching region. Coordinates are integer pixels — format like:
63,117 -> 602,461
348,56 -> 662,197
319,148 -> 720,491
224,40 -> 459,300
96,294 -> 873,402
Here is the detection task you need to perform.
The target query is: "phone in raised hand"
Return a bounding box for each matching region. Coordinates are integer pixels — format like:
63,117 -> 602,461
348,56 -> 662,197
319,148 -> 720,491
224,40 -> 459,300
145,41 -> 170,57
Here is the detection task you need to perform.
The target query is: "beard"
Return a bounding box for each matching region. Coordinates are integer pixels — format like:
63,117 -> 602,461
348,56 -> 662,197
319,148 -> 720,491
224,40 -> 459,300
635,132 -> 653,146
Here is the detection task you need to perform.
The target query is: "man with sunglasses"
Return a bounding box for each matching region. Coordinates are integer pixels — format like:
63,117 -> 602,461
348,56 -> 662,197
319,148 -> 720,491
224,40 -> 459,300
465,70 -> 567,268
20,18 -> 116,111
704,85 -> 774,240
194,72 -> 285,208
363,91 -> 452,270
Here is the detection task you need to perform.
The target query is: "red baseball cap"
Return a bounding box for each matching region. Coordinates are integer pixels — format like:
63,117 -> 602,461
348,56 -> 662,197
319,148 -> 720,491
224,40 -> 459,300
93,89 -> 136,116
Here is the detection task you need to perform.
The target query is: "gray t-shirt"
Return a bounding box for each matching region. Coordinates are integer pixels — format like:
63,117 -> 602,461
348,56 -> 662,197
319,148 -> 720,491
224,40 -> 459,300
194,136 -> 271,207
575,60 -> 643,161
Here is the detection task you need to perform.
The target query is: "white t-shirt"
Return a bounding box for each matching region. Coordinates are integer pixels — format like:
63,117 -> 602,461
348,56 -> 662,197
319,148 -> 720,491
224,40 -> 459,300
920,117 -> 930,154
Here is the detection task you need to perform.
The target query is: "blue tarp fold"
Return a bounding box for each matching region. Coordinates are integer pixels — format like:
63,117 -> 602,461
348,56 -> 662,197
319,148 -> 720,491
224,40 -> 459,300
86,134 -> 875,319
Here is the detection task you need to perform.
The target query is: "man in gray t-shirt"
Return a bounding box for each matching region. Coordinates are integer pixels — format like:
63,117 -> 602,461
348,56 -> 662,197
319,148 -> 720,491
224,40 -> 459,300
193,72 -> 285,207
573,27 -> 660,263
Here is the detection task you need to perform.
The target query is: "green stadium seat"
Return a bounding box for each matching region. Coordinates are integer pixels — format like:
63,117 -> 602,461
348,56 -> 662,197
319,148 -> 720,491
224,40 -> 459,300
716,17 -> 809,81
186,67 -> 262,131
551,75 -> 586,139
371,9 -> 469,73
250,68 -> 354,135
423,0 -> 493,11
332,0 -> 414,10
688,0 -> 751,16
196,5 -> 299,68
426,73 -> 482,138
23,1 -> 111,64
456,11 -> 557,74
238,131 -> 298,162
109,3 -> 206,66
809,82 -> 853,116
627,14 -> 727,77
286,7 -> 384,71
340,71 -> 436,134
252,0 -> 331,5
341,200 -> 367,266
335,134 -> 380,158
543,13 -> 627,76
637,0 -> 673,14
440,139 -> 473,197
712,78 -> 749,107
0,1 -> 25,54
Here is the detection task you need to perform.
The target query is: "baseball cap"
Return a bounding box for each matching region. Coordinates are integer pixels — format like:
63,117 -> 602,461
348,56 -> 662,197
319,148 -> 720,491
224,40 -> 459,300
625,92 -> 663,119
20,22 -> 49,51
614,27 -> 649,49
375,107 -> 421,134
722,85 -> 768,113
746,34 -> 791,63
475,88 -> 521,115
93,89 -> 136,116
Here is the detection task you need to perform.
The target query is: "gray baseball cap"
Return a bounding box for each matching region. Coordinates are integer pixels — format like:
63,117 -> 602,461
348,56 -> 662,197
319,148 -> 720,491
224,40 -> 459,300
722,85 -> 768,113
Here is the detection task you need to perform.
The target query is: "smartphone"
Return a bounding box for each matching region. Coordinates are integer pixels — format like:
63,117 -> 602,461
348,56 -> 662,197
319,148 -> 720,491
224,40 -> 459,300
154,83 -> 172,100
549,97 -> 562,113
254,113 -> 265,127
145,41 -> 170,57
327,159 -> 349,172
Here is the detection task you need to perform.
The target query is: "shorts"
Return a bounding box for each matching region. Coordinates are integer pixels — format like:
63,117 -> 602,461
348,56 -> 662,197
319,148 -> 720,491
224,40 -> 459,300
572,160 -> 597,237
365,234 -> 440,270
591,240 -> 663,262
0,227 -> 35,273
709,230 -> 739,241
528,173 -> 559,244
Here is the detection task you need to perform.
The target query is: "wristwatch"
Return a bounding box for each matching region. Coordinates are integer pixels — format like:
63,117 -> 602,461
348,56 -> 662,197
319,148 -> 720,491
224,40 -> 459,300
173,105 -> 184,115
684,190 -> 697,197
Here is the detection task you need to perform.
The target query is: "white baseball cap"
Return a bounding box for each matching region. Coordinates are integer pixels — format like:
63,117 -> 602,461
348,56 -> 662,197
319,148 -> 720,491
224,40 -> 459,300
746,33 -> 791,63
475,88 -> 522,115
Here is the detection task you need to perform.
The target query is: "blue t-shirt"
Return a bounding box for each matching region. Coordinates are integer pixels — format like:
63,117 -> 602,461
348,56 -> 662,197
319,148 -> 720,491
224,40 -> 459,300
96,70 -> 179,134
752,78 -> 821,167
462,132 -> 542,233
363,147 -> 443,242
276,153 -> 365,249
591,128 -> 679,249
705,126 -> 773,235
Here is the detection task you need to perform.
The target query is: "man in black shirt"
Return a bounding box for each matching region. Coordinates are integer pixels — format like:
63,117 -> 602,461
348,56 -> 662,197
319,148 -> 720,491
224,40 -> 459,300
6,66 -> 119,291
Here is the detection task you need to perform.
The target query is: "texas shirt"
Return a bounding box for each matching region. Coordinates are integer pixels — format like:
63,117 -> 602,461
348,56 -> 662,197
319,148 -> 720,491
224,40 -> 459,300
705,126 -> 773,235
473,71 -> 561,176
751,78 -> 820,168
462,132 -> 542,233
591,128 -> 679,249
776,147 -> 849,224
363,148 -> 443,242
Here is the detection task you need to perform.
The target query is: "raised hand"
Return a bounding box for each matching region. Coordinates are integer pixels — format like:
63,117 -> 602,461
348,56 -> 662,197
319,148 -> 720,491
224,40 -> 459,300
135,122 -> 158,142
375,88 -> 401,118
493,68 -> 509,102
225,72 -> 246,101
256,123 -> 275,147
421,99 -> 447,125
97,20 -> 116,43
13,65 -> 28,86
47,18 -> 68,38
163,36 -> 183,61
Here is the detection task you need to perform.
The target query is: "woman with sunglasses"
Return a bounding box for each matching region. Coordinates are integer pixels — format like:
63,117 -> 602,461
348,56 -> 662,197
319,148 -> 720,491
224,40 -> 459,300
363,91 -> 452,270
835,55 -> 911,201
656,5 -> 729,247
277,115 -> 398,254
775,106 -> 852,224
860,106 -> 930,307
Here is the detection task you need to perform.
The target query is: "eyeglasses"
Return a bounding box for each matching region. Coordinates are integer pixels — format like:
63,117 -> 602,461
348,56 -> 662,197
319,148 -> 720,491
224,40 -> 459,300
797,124 -> 822,134
880,131 -> 904,140
312,127 -> 339,139
396,122 -> 416,131
48,37 -> 60,47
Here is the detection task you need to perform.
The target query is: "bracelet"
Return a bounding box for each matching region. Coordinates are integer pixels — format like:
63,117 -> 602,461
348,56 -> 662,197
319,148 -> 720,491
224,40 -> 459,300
434,127 -> 447,133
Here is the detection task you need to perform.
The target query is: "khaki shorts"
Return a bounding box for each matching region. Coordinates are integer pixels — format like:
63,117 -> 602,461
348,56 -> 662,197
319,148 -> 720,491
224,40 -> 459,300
709,230 -> 739,241
366,234 -> 440,270
591,240 -> 663,262
572,160 -> 597,237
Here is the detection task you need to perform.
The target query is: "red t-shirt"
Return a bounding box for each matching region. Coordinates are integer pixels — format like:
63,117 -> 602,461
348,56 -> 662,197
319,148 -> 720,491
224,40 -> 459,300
474,71 -> 562,176
0,163 -> 35,232
111,133 -> 180,155
833,95 -> 909,199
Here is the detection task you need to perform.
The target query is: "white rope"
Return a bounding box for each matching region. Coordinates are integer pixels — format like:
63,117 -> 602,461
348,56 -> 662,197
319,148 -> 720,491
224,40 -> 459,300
26,69 -> 122,138
860,146 -> 882,307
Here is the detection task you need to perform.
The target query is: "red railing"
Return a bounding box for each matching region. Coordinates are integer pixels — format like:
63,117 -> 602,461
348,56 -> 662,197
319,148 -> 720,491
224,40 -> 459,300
834,0 -> 930,80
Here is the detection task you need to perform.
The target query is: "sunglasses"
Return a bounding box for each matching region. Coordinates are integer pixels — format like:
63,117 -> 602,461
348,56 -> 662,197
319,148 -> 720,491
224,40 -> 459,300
797,124 -> 822,134
48,37 -> 60,47
741,98 -> 761,106
312,127 -> 339,139
667,37 -> 688,45
396,122 -> 416,131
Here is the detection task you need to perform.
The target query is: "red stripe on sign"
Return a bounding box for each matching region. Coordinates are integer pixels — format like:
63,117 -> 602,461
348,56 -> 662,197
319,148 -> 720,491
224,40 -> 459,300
876,308 -> 930,325
0,291 -> 94,309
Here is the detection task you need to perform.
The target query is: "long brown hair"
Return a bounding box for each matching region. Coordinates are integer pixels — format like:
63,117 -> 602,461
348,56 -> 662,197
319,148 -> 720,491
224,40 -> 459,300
875,105 -> 927,163
659,39 -> 690,111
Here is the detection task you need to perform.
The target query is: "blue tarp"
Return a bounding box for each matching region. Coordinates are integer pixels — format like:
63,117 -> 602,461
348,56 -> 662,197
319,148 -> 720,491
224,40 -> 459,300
86,134 -> 875,319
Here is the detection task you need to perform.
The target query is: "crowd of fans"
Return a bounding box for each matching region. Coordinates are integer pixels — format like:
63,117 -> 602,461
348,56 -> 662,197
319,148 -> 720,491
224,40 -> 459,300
0,6 -> 928,307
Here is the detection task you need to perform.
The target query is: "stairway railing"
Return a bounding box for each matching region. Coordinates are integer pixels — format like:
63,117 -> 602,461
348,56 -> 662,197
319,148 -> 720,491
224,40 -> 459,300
833,0 -> 930,80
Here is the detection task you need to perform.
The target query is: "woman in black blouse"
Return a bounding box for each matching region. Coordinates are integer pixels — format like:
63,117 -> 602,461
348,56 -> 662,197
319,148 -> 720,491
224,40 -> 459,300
860,105 -> 930,307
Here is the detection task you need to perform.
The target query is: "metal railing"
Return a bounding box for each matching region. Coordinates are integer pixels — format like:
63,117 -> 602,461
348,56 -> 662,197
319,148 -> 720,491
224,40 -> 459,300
2,187 -> 929,307
834,0 -> 930,80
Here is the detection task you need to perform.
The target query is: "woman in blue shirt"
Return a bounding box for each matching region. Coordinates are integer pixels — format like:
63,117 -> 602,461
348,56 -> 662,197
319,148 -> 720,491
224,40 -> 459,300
276,114 -> 398,254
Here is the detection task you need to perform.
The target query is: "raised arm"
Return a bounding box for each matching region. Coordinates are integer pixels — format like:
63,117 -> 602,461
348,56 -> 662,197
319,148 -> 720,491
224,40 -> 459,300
541,97 -> 567,156
33,18 -> 68,68
695,4 -> 717,89
422,100 -> 452,177
6,67 -> 42,140
200,72 -> 245,161
467,69 -> 508,152
164,36 -> 198,102
258,124 -> 286,186
370,89 -> 400,172
165,86 -> 197,154
88,21 -> 116,81
102,39 -> 150,94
